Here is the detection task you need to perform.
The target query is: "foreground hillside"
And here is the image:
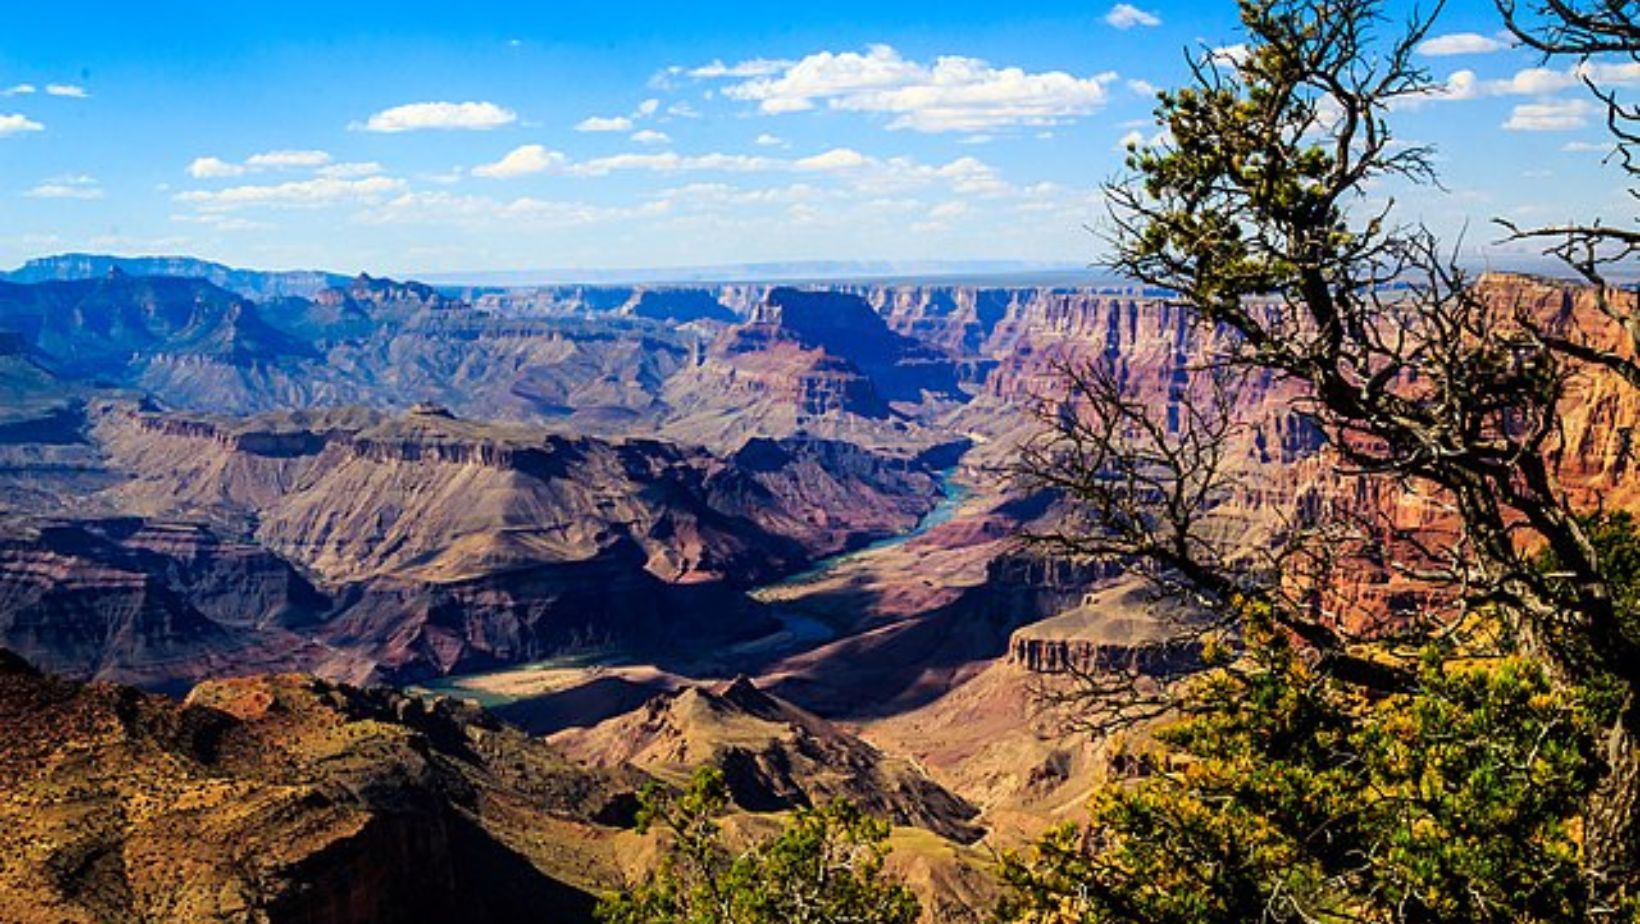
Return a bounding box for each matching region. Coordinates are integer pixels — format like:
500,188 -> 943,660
0,650 -> 990,923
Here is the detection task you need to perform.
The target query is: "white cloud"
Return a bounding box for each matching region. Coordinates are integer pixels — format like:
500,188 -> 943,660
318,161 -> 384,178
24,174 -> 101,199
567,151 -> 780,176
794,147 -> 869,171
0,113 -> 44,135
667,101 -> 702,118
754,133 -> 787,147
1435,60 -> 1640,103
357,190 -> 668,228
687,58 -> 794,78
1503,98 -> 1595,131
1,84 -> 34,96
634,98 -> 660,117
357,101 -> 517,133
576,115 -> 635,132
714,44 -> 1115,132
1418,32 -> 1507,56
188,150 -> 339,178
171,213 -> 271,231
176,175 -> 406,210
630,129 -> 671,144
1208,44 -> 1250,68
188,156 -> 245,178
1562,139 -> 1614,152
245,149 -> 332,169
1104,4 -> 1161,29
472,144 -> 568,179
44,83 -> 87,98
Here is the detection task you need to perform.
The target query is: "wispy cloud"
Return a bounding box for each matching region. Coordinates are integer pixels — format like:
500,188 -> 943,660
630,129 -> 671,145
1,84 -> 35,97
1503,98 -> 1595,131
355,101 -> 517,132
0,113 -> 43,135
318,161 -> 384,179
24,174 -> 102,199
575,115 -> 635,132
1104,4 -> 1161,29
44,83 -> 88,98
567,151 -> 780,176
685,58 -> 793,79
357,190 -> 669,228
245,149 -> 331,168
176,175 -> 406,210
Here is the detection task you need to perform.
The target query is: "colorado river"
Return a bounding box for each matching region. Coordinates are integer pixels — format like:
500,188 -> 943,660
738,469 -> 971,652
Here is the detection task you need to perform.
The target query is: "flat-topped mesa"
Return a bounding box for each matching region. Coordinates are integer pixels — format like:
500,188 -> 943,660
346,434 -> 579,478
1007,577 -> 1206,678
314,271 -> 461,312
118,407 -> 357,459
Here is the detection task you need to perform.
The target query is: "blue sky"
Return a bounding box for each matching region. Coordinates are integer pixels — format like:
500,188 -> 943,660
0,0 -> 1631,276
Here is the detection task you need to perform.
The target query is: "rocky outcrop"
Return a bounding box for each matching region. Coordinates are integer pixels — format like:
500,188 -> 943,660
0,651 -> 642,924
552,675 -> 984,844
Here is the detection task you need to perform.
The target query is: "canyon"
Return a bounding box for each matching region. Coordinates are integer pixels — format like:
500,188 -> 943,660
1,255 -> 1629,922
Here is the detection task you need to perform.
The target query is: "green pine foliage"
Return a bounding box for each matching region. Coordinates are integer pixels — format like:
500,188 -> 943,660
997,611 -> 1613,923
597,767 -> 922,924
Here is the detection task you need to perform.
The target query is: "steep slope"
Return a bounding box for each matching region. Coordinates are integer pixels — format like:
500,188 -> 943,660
551,675 -> 984,844
0,650 -> 644,924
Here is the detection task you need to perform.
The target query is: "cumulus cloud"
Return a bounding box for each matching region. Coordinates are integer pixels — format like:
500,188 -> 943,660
1104,4 -> 1161,29
576,115 -> 635,132
357,101 -> 516,132
24,174 -> 101,199
630,129 -> 671,144
0,113 -> 44,135
707,44 -> 1115,132
1,84 -> 35,96
794,147 -> 869,171
188,149 -> 337,178
471,144 -> 568,179
1503,98 -> 1595,131
1436,60 -> 1640,102
634,98 -> 661,117
44,83 -> 87,98
1418,32 -> 1507,56
188,156 -> 246,178
754,133 -> 787,147
176,175 -> 406,210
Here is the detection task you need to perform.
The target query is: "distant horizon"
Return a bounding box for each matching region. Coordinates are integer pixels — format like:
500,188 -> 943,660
1,248 -> 1615,290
